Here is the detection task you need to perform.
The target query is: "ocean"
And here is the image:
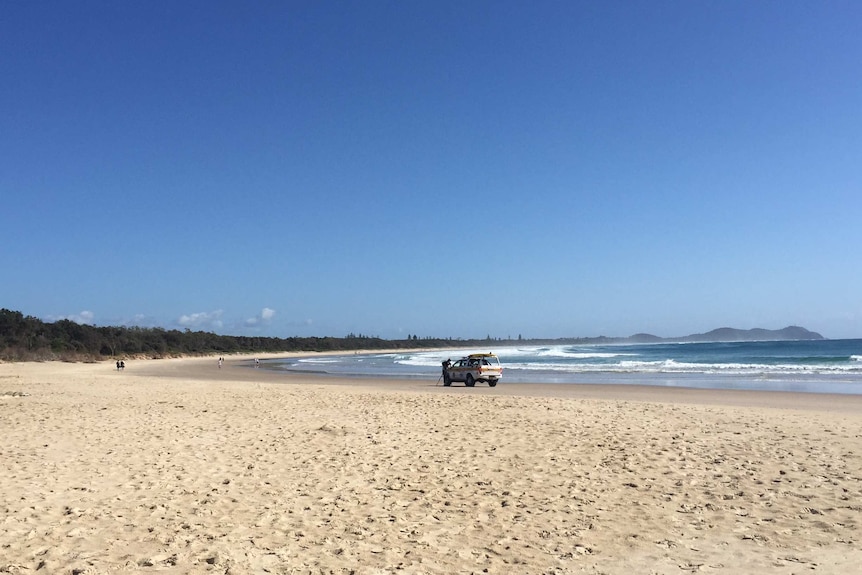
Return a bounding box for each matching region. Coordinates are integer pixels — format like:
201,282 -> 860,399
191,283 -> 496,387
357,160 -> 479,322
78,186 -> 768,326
260,339 -> 862,394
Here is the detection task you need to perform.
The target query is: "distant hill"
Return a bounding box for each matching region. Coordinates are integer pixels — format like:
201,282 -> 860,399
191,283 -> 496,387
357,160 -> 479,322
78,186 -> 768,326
674,326 -> 824,343
626,333 -> 666,344
618,326 -> 824,343
522,326 -> 825,346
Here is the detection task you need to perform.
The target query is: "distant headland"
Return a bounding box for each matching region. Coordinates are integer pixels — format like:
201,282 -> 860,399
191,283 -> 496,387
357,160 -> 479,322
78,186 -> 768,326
617,326 -> 824,344
518,326 -> 824,346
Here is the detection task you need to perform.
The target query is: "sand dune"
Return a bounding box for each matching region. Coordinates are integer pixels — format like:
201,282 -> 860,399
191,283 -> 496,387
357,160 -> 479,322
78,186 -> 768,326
1,357 -> 861,574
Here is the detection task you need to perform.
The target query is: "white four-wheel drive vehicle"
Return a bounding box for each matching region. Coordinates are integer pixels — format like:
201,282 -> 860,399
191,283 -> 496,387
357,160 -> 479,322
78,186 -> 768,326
442,353 -> 502,387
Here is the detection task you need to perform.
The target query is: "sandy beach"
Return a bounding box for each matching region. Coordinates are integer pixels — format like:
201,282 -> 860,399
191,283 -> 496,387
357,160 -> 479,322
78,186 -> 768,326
1,356 -> 861,574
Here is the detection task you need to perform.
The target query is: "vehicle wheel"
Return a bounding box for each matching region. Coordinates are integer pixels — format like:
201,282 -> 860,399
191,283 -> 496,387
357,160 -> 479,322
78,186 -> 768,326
488,379 -> 498,387
466,374 -> 475,387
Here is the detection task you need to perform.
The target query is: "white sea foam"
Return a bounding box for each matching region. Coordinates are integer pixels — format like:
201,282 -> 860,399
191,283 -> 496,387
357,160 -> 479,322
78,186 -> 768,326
296,357 -> 342,364
498,359 -> 861,375
396,349 -> 502,367
536,349 -> 633,360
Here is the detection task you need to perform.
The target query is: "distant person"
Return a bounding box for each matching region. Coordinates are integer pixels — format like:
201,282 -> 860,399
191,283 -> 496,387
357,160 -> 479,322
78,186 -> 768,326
218,357 -> 223,369
119,360 -> 125,370
255,358 -> 260,368
116,360 -> 121,371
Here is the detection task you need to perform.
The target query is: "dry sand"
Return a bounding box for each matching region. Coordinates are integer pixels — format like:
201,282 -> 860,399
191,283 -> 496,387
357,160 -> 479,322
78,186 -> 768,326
1,356 -> 861,574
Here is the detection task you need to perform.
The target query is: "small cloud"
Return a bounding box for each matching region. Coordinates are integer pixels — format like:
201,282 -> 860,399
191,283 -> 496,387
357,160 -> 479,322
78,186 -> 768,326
177,310 -> 224,330
115,313 -> 153,327
46,310 -> 95,324
245,307 -> 276,327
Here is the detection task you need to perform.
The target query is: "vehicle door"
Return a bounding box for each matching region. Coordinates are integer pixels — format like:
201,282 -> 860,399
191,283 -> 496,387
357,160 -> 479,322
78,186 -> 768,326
450,359 -> 467,381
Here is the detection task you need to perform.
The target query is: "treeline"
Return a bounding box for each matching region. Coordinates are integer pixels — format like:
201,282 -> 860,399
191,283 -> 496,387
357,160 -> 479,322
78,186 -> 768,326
0,309 -> 467,362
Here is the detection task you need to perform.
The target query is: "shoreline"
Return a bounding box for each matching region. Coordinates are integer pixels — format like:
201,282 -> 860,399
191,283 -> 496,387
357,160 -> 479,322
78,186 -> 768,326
234,344 -> 862,397
8,353 -> 862,412
2,357 -> 861,573
130,354 -> 862,414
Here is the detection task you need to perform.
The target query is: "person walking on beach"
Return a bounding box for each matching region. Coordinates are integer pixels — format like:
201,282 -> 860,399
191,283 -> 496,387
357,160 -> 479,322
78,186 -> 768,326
218,357 -> 223,369
116,360 -> 121,371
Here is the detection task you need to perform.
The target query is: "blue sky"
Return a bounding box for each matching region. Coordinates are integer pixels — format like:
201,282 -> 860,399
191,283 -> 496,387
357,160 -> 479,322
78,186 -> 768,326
2,1 -> 860,340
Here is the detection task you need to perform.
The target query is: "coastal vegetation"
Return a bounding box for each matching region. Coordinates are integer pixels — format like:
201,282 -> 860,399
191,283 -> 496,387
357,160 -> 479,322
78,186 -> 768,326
0,308 -> 823,362
0,309 -> 460,362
